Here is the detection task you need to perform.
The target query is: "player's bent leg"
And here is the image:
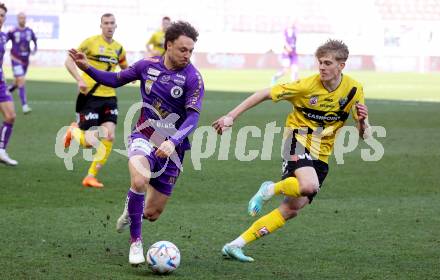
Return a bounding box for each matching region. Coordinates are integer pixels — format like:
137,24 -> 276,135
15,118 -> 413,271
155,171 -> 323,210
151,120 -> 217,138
223,208 -> 286,262
143,184 -> 169,222
278,196 -> 310,221
117,155 -> 150,233
124,156 -> 151,265
86,122 -> 115,181
0,102 -> 18,166
16,77 -> 31,113
294,166 -> 320,197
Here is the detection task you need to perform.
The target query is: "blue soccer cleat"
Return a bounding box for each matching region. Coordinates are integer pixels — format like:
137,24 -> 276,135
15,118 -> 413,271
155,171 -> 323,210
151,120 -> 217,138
248,181 -> 274,216
221,244 -> 254,262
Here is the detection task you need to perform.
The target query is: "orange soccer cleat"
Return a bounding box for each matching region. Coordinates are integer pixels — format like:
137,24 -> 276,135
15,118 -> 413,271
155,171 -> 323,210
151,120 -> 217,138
64,122 -> 78,148
82,176 -> 104,188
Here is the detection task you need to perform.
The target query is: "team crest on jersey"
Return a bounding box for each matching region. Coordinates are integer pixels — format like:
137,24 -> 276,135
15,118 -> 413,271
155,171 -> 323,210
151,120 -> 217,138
339,97 -> 348,107
99,46 -> 105,54
309,95 -> 318,106
145,80 -> 154,94
170,86 -> 183,98
147,68 -> 161,76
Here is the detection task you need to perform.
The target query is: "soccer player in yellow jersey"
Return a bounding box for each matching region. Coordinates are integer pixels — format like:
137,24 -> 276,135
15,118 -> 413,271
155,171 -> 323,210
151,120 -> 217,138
212,39 -> 371,262
145,16 -> 171,57
63,13 -> 128,188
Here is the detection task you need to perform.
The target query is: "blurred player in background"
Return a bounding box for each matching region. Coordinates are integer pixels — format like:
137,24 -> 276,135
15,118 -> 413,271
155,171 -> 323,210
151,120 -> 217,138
213,39 -> 371,262
7,12 -> 37,114
145,16 -> 171,57
0,3 -> 17,165
271,23 -> 298,85
69,21 -> 203,265
63,13 -> 128,188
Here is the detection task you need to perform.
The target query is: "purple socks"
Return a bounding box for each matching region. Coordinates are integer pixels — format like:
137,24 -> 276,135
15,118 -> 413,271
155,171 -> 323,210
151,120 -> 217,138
18,86 -> 27,106
127,189 -> 145,242
0,122 -> 13,149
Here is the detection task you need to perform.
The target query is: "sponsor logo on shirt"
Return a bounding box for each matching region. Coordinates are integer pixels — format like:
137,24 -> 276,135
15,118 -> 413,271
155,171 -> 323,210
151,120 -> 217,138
160,75 -> 171,84
170,86 -> 183,98
83,112 -> 99,121
147,68 -> 161,76
147,75 -> 157,81
174,74 -> 186,85
309,95 -> 318,106
104,108 -> 118,115
98,57 -> 118,64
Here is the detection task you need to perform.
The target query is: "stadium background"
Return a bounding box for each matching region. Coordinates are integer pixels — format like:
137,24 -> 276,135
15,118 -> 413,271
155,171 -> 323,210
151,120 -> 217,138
4,0 -> 439,71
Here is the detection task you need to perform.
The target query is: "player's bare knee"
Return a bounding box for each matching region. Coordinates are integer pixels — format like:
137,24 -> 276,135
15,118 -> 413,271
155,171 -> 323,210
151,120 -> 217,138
131,176 -> 148,193
144,208 -> 162,222
5,113 -> 16,123
299,180 -> 320,196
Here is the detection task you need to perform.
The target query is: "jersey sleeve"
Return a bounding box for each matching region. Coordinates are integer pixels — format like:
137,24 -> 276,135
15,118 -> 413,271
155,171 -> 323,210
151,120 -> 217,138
351,86 -> 365,121
118,46 -> 128,69
78,38 -> 91,55
147,31 -> 159,45
270,79 -> 304,102
185,70 -> 204,113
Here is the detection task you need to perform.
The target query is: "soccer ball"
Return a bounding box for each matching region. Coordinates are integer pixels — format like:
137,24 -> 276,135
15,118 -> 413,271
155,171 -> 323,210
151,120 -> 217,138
146,241 -> 181,274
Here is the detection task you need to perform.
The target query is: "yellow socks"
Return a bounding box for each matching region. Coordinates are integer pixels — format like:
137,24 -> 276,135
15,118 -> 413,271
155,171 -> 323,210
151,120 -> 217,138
87,139 -> 113,177
72,127 -> 88,147
274,177 -> 301,197
241,208 -> 286,244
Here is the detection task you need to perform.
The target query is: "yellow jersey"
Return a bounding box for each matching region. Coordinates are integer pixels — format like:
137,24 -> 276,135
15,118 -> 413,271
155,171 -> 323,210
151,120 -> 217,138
146,30 -> 165,56
78,35 -> 127,97
270,74 -> 365,163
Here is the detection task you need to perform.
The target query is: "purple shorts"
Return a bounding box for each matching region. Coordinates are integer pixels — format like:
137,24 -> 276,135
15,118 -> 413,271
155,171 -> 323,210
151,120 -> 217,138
128,132 -> 185,196
0,79 -> 13,103
281,52 -> 298,67
11,58 -> 29,77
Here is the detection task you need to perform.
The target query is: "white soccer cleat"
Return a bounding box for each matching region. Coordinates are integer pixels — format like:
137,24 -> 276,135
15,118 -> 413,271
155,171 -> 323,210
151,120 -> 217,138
0,149 -> 18,166
22,104 -> 32,114
129,238 -> 145,265
116,205 -> 130,233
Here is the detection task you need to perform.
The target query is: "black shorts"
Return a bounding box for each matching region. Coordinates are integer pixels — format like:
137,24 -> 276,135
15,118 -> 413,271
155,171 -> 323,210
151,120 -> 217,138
76,94 -> 118,130
281,131 -> 329,203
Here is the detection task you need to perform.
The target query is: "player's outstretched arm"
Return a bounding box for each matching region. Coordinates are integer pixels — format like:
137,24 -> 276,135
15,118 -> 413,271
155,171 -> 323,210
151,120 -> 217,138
68,48 -> 138,88
355,103 -> 371,139
212,88 -> 271,134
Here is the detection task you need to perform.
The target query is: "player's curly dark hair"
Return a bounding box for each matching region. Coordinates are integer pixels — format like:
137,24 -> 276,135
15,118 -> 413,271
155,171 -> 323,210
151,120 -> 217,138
315,39 -> 349,62
0,2 -> 7,13
164,21 -> 198,50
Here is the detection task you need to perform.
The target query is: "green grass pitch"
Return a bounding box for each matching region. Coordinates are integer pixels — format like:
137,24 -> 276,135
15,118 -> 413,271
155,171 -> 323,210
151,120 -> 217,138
0,69 -> 439,279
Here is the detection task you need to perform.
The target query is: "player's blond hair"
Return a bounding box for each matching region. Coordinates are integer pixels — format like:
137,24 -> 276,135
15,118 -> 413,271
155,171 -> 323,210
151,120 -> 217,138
315,39 -> 349,62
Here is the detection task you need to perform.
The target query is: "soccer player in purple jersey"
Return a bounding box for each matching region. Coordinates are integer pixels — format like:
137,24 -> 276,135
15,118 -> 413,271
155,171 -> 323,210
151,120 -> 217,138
271,23 -> 299,85
0,3 -> 17,166
68,21 -> 203,265
7,12 -> 37,114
